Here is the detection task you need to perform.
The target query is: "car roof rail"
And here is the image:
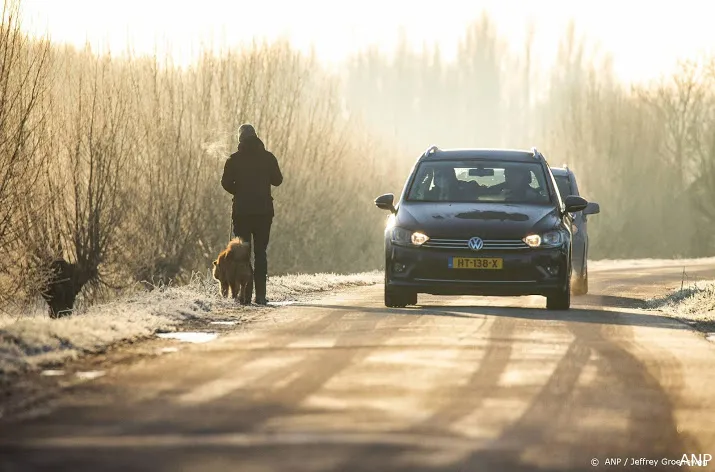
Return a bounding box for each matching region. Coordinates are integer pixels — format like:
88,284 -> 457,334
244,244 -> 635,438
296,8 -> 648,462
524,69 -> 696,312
423,145 -> 440,157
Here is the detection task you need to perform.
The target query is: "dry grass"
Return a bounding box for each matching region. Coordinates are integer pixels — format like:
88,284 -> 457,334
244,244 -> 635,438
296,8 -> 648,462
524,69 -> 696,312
645,280 -> 715,331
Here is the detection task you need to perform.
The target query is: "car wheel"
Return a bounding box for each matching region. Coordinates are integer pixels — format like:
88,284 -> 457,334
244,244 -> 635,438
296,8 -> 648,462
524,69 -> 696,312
547,277 -> 571,310
572,271 -> 587,296
575,269 -> 589,295
582,271 -> 588,294
579,271 -> 588,295
385,284 -> 415,308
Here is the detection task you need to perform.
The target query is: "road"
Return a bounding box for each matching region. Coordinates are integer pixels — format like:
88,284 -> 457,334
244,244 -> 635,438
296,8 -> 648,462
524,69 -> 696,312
2,261 -> 715,472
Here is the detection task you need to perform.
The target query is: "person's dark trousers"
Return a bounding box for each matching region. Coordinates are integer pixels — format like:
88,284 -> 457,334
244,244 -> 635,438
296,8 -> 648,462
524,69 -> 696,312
232,215 -> 273,304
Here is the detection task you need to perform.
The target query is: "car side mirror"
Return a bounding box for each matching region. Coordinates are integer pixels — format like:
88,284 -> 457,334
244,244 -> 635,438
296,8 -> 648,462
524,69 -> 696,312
375,193 -> 396,213
583,202 -> 600,215
564,195 -> 588,213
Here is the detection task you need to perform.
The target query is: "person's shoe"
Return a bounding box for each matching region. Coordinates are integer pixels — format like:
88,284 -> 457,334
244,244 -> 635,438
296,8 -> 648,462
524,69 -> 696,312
254,273 -> 268,306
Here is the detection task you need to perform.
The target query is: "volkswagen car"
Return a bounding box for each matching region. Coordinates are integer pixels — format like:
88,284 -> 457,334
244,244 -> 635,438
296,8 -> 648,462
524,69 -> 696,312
550,166 -> 600,295
375,146 -> 590,310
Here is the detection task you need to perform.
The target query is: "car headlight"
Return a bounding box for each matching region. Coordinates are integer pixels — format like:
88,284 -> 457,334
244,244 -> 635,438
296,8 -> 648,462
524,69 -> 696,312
523,234 -> 541,247
391,227 -> 429,246
523,230 -> 564,248
542,230 -> 564,246
411,232 -> 429,245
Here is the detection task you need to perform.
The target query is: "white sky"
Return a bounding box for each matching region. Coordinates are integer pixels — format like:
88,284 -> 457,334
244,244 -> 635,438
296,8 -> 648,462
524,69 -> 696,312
18,0 -> 715,84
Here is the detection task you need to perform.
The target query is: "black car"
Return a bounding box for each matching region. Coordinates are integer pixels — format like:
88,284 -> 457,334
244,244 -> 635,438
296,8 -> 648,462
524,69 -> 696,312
374,146 -> 590,310
550,166 -> 600,295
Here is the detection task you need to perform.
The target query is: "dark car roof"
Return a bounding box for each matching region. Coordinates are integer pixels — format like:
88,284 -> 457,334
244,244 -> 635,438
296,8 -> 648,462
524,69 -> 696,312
421,148 -> 540,163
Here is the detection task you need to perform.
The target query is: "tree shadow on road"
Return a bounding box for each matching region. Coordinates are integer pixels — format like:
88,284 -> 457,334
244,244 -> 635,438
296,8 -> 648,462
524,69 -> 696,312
295,300 -> 689,332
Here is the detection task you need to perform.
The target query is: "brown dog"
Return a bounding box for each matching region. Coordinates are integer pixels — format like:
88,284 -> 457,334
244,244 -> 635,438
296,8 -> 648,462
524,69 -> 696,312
212,237 -> 253,304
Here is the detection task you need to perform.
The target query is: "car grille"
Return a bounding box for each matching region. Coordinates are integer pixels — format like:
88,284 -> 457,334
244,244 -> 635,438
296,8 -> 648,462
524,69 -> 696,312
422,238 -> 529,250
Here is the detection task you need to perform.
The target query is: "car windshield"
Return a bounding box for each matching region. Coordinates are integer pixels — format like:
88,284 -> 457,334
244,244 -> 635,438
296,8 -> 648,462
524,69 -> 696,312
554,174 -> 573,199
406,160 -> 552,204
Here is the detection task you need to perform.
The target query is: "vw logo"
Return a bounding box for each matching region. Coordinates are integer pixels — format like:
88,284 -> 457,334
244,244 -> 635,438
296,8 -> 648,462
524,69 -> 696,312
468,237 -> 484,251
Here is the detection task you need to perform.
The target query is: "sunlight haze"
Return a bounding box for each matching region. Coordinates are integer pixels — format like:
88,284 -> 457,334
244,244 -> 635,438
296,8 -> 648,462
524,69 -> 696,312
5,0 -> 715,464
20,0 -> 715,84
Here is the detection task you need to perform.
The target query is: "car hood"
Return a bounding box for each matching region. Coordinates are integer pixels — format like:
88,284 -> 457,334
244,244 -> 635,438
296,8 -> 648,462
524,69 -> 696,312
396,202 -> 561,239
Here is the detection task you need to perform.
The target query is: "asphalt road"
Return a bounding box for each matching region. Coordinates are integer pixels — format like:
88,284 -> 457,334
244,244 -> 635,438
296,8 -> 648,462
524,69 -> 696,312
2,261 -> 715,472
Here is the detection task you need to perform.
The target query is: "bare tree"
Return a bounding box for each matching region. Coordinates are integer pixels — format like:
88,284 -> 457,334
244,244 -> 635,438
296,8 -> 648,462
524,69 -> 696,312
638,60 -> 705,187
121,53 -> 223,286
684,59 -> 715,253
0,0 -> 51,304
25,51 -> 135,317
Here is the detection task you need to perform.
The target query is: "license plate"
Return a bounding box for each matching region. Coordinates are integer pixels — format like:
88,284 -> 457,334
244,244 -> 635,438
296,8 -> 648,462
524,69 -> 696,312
449,257 -> 503,269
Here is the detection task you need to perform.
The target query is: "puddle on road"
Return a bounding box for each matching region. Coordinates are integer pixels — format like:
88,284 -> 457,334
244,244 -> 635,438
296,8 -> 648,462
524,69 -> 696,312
268,301 -> 296,307
76,371 -> 105,380
210,321 -> 238,326
156,332 -> 218,343
41,370 -> 66,377
706,333 -> 715,343
158,347 -> 180,354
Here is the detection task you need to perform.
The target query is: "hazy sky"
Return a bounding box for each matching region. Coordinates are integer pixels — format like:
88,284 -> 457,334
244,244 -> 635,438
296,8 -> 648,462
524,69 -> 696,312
19,0 -> 715,84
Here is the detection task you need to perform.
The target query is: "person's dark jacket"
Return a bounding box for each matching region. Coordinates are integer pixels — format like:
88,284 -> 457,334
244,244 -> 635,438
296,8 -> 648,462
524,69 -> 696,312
221,136 -> 283,217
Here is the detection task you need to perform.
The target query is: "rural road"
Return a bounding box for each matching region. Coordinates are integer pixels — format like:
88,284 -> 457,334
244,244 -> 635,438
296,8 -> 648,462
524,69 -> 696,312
2,261 -> 715,471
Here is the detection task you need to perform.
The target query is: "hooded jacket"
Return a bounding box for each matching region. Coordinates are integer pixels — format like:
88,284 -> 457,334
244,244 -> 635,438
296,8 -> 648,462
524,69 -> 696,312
221,136 -> 283,217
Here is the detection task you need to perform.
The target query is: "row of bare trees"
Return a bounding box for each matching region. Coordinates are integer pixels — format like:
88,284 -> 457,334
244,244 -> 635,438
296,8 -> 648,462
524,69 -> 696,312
342,18 -> 715,259
1,0 -> 52,307
1,0 -> 405,316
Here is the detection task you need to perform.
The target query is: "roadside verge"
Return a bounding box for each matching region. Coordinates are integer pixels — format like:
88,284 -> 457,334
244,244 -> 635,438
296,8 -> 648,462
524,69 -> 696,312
645,280 -> 715,334
0,271 -> 382,378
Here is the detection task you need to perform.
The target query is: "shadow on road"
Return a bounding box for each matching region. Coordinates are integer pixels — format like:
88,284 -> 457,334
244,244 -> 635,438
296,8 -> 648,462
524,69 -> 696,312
295,300 -> 688,332
1,442 -> 620,472
576,294 -> 645,308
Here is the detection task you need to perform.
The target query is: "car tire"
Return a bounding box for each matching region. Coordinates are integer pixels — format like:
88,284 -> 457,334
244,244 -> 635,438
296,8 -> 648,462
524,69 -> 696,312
572,271 -> 588,296
547,278 -> 571,310
575,270 -> 589,295
384,284 -> 415,308
580,271 -> 588,295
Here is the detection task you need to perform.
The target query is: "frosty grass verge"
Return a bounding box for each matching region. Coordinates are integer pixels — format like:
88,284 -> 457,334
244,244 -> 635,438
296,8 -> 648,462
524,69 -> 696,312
0,271 -> 382,376
645,279 -> 715,330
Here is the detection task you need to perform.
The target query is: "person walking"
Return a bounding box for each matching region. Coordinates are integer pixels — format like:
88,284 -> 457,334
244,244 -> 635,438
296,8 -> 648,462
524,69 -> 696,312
221,124 -> 283,305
